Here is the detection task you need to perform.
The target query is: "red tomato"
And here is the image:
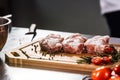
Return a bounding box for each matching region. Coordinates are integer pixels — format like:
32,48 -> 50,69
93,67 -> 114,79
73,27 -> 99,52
91,57 -> 102,65
102,56 -> 111,64
104,46 -> 113,54
91,66 -> 112,80
113,64 -> 120,75
109,75 -> 120,80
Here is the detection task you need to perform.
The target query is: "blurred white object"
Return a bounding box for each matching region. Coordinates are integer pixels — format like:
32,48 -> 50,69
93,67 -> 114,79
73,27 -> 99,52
29,24 -> 36,32
19,24 -> 37,45
25,24 -> 37,41
19,35 -> 32,45
100,0 -> 120,14
2,14 -> 12,18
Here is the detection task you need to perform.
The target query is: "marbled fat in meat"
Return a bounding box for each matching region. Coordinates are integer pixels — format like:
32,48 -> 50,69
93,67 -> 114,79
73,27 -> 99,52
84,35 -> 110,53
40,34 -> 64,53
62,33 -> 87,53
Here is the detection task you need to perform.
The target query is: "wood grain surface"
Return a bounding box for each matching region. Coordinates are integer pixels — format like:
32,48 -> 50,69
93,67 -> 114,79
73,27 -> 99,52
5,39 -> 120,74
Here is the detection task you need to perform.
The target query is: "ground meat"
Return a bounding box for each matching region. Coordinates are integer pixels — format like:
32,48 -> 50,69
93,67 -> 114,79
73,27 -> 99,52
62,33 -> 87,54
84,35 -> 110,53
40,34 -> 64,53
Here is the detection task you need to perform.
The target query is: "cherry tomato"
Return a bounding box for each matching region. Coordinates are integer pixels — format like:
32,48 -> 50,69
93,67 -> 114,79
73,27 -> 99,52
104,46 -> 113,54
91,57 -> 102,65
113,64 -> 120,75
109,75 -> 120,80
91,66 -> 112,80
102,56 -> 111,64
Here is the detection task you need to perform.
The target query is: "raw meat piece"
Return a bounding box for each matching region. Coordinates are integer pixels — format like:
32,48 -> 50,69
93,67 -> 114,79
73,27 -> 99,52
84,35 -> 110,53
62,33 -> 87,53
40,34 -> 64,53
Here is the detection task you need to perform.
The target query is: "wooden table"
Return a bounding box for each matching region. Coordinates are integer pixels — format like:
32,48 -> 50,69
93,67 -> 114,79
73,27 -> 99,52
0,27 -> 120,80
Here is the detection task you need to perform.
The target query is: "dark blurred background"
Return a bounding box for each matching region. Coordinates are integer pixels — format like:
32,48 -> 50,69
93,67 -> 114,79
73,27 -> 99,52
0,0 -> 109,35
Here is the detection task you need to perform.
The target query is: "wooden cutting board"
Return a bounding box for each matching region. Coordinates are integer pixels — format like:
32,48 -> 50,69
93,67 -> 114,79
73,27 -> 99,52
5,39 -> 120,74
